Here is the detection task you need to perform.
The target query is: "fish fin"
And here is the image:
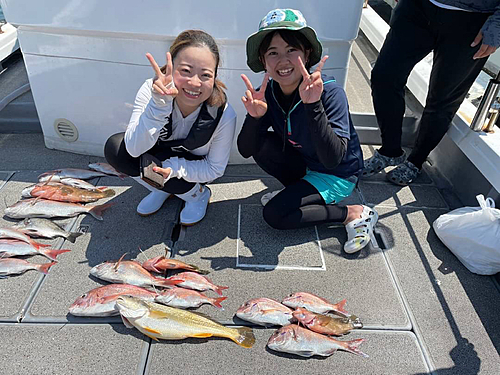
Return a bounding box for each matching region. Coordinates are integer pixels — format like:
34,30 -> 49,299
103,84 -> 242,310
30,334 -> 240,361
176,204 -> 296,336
36,261 -> 57,274
333,299 -> 350,317
88,202 -> 115,220
114,253 -> 127,271
342,338 -> 369,358
211,297 -> 227,309
144,333 -> 160,342
96,186 -> 108,191
157,278 -> 183,288
144,327 -> 162,335
186,263 -> 210,275
65,232 -> 84,243
103,189 -> 116,198
120,315 -> 134,328
191,333 -> 213,338
30,239 -> 52,249
42,249 -> 71,261
215,285 -> 229,296
232,327 -> 255,348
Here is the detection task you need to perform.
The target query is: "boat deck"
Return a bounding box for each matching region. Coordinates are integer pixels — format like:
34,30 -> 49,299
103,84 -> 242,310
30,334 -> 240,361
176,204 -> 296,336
0,33 -> 499,375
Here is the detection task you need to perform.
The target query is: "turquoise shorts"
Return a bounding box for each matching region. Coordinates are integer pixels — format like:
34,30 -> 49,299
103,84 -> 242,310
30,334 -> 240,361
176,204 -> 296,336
302,169 -> 356,205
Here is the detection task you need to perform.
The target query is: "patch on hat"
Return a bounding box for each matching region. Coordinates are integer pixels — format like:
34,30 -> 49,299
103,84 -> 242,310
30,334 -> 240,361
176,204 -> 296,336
259,9 -> 307,30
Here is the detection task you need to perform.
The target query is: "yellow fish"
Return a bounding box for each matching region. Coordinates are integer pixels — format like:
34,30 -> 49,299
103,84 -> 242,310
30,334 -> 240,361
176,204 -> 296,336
116,296 -> 255,348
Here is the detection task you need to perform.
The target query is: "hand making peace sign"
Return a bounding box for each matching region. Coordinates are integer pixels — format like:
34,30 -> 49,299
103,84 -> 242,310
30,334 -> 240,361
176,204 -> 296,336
241,73 -> 270,119
146,52 -> 178,97
298,55 -> 329,104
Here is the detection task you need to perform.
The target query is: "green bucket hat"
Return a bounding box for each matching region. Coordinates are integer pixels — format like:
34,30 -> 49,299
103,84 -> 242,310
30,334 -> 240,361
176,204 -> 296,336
246,9 -> 323,73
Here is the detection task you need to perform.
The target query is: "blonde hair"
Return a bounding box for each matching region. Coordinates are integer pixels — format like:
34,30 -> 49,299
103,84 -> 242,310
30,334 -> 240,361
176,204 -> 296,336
161,30 -> 226,108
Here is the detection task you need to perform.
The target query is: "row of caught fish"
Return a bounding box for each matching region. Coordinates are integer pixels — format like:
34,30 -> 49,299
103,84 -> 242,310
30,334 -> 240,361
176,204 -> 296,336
0,224 -> 73,277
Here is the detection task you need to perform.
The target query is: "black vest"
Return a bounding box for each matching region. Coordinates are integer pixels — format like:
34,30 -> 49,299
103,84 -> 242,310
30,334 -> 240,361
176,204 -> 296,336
158,101 -> 225,153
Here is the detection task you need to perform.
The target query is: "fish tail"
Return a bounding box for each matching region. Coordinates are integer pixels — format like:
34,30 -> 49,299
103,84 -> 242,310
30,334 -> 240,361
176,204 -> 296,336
231,327 -> 255,348
342,338 -> 369,358
88,202 -> 115,220
42,248 -> 71,260
333,299 -> 350,317
65,232 -> 84,243
103,189 -> 116,198
211,296 -> 227,309
97,186 -> 108,191
37,261 -> 57,274
214,286 -> 229,296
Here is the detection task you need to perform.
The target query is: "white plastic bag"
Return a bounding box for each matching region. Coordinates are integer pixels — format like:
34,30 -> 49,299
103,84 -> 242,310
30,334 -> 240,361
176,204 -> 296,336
433,194 -> 500,275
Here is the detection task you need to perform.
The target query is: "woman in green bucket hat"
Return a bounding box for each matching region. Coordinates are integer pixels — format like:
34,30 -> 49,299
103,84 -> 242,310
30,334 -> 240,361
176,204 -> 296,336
237,8 -> 378,253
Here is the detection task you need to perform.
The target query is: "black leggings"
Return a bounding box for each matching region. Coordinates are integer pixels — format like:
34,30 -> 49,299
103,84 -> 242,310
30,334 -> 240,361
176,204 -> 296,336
254,132 -> 348,229
104,133 -> 201,194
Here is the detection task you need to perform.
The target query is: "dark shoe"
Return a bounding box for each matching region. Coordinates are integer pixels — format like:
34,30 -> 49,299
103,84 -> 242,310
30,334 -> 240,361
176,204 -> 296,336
362,150 -> 406,178
386,161 -> 420,186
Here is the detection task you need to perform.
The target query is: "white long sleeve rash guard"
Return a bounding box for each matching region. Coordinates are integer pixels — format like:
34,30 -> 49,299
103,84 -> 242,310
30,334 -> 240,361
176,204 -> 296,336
124,79 -> 237,183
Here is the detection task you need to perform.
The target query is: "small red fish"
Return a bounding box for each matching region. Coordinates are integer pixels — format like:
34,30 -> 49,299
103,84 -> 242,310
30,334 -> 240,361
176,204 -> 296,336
282,292 -> 350,317
166,272 -> 228,296
142,256 -> 209,275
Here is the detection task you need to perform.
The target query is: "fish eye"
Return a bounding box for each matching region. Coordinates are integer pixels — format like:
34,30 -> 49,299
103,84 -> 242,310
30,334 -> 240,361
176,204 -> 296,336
80,294 -> 87,298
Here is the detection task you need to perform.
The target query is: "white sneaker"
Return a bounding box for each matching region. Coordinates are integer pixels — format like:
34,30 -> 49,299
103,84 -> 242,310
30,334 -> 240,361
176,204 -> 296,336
261,189 -> 283,207
344,205 -> 378,253
137,190 -> 170,216
176,184 -> 211,226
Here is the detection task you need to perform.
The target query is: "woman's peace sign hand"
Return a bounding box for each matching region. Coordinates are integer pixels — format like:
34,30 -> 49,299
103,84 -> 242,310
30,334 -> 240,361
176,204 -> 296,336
298,55 -> 329,104
241,73 -> 270,119
146,52 -> 178,97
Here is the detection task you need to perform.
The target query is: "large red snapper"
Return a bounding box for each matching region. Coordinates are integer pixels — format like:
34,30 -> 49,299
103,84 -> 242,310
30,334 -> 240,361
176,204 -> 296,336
267,324 -> 368,358
22,183 -> 115,203
236,298 -> 295,326
69,284 -> 158,317
282,292 -> 350,317
90,257 -> 182,288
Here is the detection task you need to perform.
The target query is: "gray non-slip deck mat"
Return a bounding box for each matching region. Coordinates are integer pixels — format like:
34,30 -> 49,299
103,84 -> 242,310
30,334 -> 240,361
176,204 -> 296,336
375,205 -> 500,374
170,177 -> 409,328
146,329 -> 429,375
24,176 -> 181,321
0,323 -> 148,375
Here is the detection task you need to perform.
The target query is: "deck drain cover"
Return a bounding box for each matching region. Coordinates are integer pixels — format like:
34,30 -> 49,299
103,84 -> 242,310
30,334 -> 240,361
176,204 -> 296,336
54,118 -> 79,142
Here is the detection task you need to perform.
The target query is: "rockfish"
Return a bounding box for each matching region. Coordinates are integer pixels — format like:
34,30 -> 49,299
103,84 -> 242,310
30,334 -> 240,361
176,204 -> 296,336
236,298 -> 295,326
0,239 -> 70,261
155,287 -> 226,309
166,271 -> 228,295
267,324 -> 368,358
22,183 -> 115,203
292,307 -> 363,336
0,227 -> 52,250
0,258 -> 56,276
282,292 -> 350,317
142,255 -> 209,275
12,218 -> 83,243
4,198 -> 113,220
116,296 -> 255,347
90,255 -> 182,288
88,163 -> 127,179
38,168 -> 109,181
69,284 -> 158,317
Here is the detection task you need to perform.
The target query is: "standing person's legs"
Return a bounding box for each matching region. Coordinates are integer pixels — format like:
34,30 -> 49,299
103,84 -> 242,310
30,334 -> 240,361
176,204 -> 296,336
388,7 -> 491,184
364,0 -> 435,176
